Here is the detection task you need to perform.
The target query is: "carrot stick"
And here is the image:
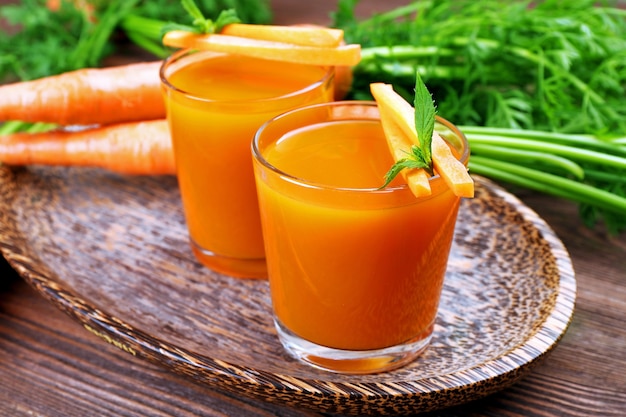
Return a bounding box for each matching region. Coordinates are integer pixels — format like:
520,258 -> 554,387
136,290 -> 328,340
0,61 -> 164,126
162,31 -> 361,66
431,131 -> 474,198
370,82 -> 474,198
0,119 -> 175,175
291,24 -> 354,100
370,83 -> 419,142
377,105 -> 432,197
221,23 -> 343,47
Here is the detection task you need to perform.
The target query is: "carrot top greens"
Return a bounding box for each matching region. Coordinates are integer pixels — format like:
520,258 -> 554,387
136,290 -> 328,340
334,0 -> 626,136
0,0 -> 271,84
336,0 -> 626,234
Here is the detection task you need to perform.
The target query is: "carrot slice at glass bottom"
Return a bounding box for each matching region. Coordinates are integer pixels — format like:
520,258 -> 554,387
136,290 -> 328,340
221,23 -> 344,47
162,31 -> 361,66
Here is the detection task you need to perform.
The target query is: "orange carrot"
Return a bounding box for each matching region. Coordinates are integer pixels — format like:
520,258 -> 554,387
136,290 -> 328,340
0,61 -> 164,126
431,131 -> 474,198
0,119 -> 175,175
377,105 -> 432,197
162,31 -> 361,66
290,24 -> 354,100
221,23 -> 344,47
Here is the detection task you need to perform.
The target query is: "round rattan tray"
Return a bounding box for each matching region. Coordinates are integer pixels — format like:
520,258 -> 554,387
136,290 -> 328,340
0,165 -> 576,415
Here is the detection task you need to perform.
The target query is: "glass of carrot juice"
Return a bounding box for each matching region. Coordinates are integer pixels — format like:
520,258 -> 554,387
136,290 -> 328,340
160,49 -> 334,278
252,101 -> 469,373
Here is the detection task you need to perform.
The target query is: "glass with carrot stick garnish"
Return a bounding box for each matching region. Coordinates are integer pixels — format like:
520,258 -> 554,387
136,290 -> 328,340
251,75 -> 472,373
159,3 -> 360,278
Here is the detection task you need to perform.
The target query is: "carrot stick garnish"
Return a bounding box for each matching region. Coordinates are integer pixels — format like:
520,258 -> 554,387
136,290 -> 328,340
162,31 -> 361,66
377,105 -> 432,196
0,119 -> 175,175
221,23 -> 344,47
161,3 -> 361,67
370,83 -> 420,142
0,61 -> 164,126
432,131 -> 475,198
370,81 -> 474,198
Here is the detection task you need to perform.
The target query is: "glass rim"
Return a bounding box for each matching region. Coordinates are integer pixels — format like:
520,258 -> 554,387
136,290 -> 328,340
252,100 -> 470,194
159,48 -> 335,105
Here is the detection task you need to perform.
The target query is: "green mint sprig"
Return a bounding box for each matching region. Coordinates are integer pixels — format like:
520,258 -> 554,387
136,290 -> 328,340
414,72 -> 436,167
381,73 -> 437,188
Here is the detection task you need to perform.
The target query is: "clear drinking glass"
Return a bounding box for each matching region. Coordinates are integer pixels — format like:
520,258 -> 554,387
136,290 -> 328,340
160,49 -> 334,278
252,101 -> 469,373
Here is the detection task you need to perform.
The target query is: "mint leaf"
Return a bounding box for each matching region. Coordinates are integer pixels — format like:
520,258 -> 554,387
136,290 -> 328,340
414,72 -> 436,166
380,145 -> 431,189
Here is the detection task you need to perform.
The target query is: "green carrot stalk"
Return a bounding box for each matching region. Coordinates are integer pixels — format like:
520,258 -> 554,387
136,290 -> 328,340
360,45 -> 455,62
468,143 -> 585,180
120,14 -> 171,58
584,169 -> 626,184
469,156 -> 626,215
467,135 -> 626,170
462,126 -> 626,157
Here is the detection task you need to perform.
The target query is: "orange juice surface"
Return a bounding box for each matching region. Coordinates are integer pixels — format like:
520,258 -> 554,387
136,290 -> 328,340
256,120 -> 461,350
164,52 -> 332,270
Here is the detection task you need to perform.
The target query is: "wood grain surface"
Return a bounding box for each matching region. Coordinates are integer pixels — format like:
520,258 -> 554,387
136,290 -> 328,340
1,1 -> 626,416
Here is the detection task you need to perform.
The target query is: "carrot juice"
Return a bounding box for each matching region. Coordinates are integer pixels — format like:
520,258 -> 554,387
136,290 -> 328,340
160,50 -> 334,278
252,102 -> 469,373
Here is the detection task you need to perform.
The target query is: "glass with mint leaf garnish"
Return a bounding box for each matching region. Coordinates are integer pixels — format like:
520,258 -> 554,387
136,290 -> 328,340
251,98 -> 471,374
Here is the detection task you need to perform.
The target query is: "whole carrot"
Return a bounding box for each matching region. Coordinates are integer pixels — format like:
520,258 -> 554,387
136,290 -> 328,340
0,61 -> 164,126
0,119 -> 175,175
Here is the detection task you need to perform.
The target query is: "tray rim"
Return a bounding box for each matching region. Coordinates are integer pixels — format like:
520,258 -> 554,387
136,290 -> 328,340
0,166 -> 577,415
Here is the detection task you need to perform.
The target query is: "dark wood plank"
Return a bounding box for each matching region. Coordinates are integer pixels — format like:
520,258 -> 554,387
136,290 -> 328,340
0,270 -> 317,417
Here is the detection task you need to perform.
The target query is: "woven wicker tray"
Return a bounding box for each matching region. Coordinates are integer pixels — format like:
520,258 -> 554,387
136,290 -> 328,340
0,165 -> 576,415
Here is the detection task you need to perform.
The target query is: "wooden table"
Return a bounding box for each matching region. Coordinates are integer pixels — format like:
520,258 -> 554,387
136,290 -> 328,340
1,1 -> 626,416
